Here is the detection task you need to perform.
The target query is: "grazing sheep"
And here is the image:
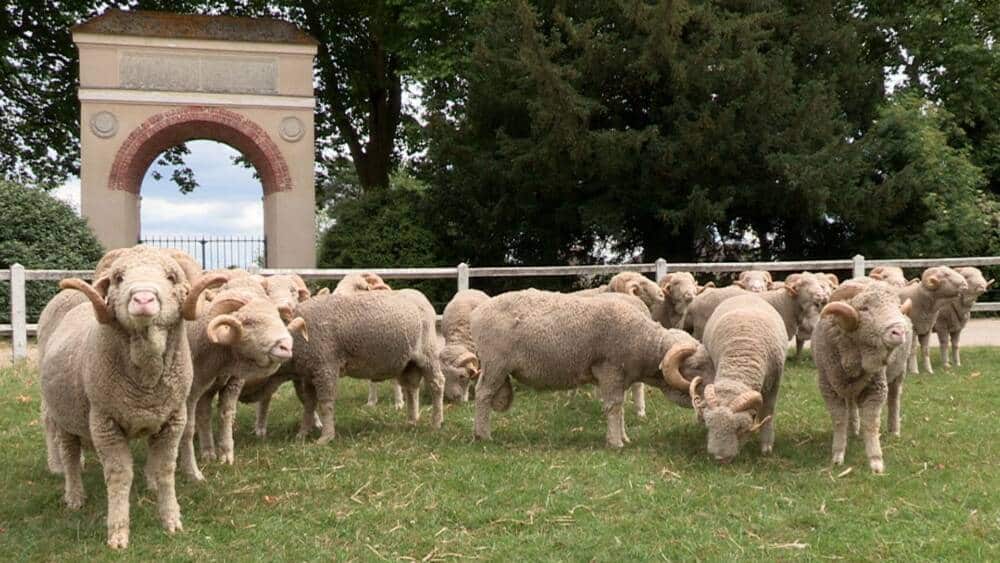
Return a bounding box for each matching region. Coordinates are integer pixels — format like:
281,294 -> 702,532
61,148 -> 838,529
811,282 -> 913,473
868,266 -> 910,288
39,245 -> 223,549
682,272 -> 828,343
652,272 -> 713,329
934,267 -> 993,368
793,273 -> 838,358
897,266 -> 969,374
439,289 -> 491,402
734,270 -> 773,292
273,288 -> 445,444
663,294 -> 787,462
178,288 -> 306,481
470,289 -> 712,448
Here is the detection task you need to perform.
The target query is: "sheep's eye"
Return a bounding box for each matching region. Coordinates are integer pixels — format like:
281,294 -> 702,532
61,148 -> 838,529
166,272 -> 178,283
114,273 -> 124,284
242,318 -> 256,327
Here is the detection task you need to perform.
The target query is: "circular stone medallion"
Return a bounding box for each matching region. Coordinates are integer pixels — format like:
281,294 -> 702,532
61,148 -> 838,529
279,116 -> 305,142
90,111 -> 118,138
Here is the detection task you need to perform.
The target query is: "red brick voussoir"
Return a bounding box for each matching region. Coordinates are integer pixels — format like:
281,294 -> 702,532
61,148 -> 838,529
107,106 -> 293,195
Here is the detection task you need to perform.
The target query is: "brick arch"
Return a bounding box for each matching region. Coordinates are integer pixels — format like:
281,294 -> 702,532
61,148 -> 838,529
108,106 -> 292,195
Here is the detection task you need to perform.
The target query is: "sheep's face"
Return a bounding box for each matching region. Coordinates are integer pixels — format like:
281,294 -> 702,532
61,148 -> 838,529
868,266 -> 908,288
921,266 -> 968,299
661,273 -> 700,314
262,275 -> 310,311
796,302 -> 822,339
956,267 -> 991,307
207,296 -> 303,369
824,284 -> 909,373
439,345 -> 478,403
703,407 -> 756,463
334,273 -> 391,295
737,271 -> 772,292
102,248 -> 190,330
609,273 -> 665,311
786,273 -> 829,323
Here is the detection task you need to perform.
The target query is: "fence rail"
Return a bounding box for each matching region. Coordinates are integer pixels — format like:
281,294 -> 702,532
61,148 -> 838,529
5,255 -> 1000,362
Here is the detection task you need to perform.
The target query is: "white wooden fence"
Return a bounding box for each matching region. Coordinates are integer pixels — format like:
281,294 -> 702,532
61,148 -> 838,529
4,255 -> 999,362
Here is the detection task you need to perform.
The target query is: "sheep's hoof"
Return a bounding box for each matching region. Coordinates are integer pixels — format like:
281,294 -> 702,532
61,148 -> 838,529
184,468 -> 205,482
107,527 -> 129,550
761,444 -> 773,455
254,427 -> 267,439
473,432 -> 491,442
869,458 -> 885,474
891,430 -> 901,438
831,452 -> 845,465
621,433 -> 631,444
200,449 -> 217,462
393,401 -> 405,411
161,515 -> 183,534
636,410 -> 646,419
316,433 -> 335,446
218,450 -> 234,465
364,399 -> 377,408
64,492 -> 85,510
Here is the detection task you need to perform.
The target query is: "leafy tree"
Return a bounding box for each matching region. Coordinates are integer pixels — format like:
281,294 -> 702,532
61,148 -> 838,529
0,179 -> 104,322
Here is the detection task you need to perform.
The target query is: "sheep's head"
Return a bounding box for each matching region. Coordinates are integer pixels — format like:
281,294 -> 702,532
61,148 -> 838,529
259,274 -> 311,312
694,379 -> 769,463
660,272 -> 708,315
955,267 -> 992,307
608,272 -> 664,310
206,292 -> 308,369
822,282 -> 910,374
334,273 -> 392,294
735,270 -> 772,292
62,245 -> 225,332
868,266 -> 908,288
919,266 -> 968,299
438,344 -> 480,402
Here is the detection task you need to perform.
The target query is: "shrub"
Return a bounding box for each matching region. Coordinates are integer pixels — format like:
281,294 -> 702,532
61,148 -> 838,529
0,180 -> 104,323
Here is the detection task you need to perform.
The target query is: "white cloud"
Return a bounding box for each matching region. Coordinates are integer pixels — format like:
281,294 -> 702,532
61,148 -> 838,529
52,176 -> 81,212
140,196 -> 262,237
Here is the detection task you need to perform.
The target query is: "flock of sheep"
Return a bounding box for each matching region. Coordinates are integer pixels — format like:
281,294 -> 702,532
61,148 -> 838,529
34,245 -> 992,549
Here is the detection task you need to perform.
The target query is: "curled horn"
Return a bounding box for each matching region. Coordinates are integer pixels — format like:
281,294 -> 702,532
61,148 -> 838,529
292,274 -> 311,301
183,274 -> 228,321
869,266 -> 886,280
316,287 -> 331,296
750,415 -> 772,433
900,298 -> 913,316
208,296 -> 249,317
987,279 -> 996,289
763,271 -> 773,284
830,283 -> 865,302
783,273 -> 802,295
456,351 -> 481,378
278,304 -> 294,323
287,317 -> 308,341
689,377 -> 706,413
822,302 -> 860,332
207,314 -> 243,346
732,280 -> 747,289
923,268 -> 941,290
697,281 -> 715,294
660,343 -> 698,392
362,273 -> 391,291
160,249 -> 203,284
60,278 -> 114,324
730,390 -> 763,414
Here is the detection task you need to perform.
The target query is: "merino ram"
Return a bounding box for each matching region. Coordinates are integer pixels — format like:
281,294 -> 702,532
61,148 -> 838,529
439,289 -> 491,402
897,266 -> 968,374
934,267 -> 993,368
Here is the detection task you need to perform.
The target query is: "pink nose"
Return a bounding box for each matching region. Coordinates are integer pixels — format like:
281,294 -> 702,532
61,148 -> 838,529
270,338 -> 293,359
885,325 -> 905,345
129,290 -> 159,316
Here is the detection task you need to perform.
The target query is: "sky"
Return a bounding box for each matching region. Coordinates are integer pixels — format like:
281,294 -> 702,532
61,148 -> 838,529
53,140 -> 264,238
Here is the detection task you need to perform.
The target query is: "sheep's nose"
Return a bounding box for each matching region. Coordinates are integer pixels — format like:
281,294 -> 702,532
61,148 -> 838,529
270,337 -> 293,359
684,293 -> 695,303
885,324 -> 905,346
128,290 -> 160,316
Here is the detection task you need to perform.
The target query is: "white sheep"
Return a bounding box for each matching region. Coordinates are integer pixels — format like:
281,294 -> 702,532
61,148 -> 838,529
933,267 -> 993,368
897,266 -> 969,374
439,289 -> 491,402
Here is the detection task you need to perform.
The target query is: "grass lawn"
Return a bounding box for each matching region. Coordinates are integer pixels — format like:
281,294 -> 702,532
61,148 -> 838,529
1,348 -> 998,561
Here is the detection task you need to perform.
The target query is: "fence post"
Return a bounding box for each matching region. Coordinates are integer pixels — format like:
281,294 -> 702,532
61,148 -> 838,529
655,258 -> 668,283
852,254 -> 865,279
457,263 -> 469,292
11,263 -> 27,362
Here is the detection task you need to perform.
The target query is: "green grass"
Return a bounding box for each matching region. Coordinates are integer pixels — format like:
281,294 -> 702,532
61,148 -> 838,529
1,349 -> 998,561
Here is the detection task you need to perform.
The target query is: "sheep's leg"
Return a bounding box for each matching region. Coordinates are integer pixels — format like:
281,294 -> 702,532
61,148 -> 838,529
401,373 -> 421,425
217,377 -> 246,465
848,398 -> 860,436
91,413 -> 135,550
293,379 -> 321,437
195,392 -> 216,461
937,329 -> 951,369
313,369 -> 340,445
365,381 -> 379,407
178,394 -> 205,482
631,382 -> 646,418
418,360 -> 446,429
951,331 -> 962,367
595,365 -> 627,449
794,335 -> 806,359
43,404 -> 64,474
858,389 -> 886,474
473,368 -> 503,441
823,395 -> 850,466
918,333 -> 933,374
887,375 -> 904,437
144,408 -> 185,535
392,380 -> 405,410
907,341 -> 919,374
759,378 -> 781,455
253,374 -> 290,438
57,430 -> 85,509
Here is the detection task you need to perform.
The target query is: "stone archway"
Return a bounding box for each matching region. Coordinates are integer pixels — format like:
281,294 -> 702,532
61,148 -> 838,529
72,10 -> 318,267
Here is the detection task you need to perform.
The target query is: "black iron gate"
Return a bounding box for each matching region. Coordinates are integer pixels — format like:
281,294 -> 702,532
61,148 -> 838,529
140,236 -> 267,269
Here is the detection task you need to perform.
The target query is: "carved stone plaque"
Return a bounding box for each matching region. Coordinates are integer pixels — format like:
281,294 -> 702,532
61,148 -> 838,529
121,52 -> 277,94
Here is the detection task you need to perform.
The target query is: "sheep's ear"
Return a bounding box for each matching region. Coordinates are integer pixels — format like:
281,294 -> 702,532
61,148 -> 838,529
659,275 -> 671,294
697,281 -> 715,294
869,267 -> 885,279
733,280 -> 746,289
287,317 -> 308,341
900,298 -> 913,316
317,287 -> 330,296
203,288 -> 217,302
924,273 -> 941,290
784,282 -> 799,297
207,314 -> 243,346
93,275 -> 111,297
986,279 -> 995,289
763,272 -> 773,283
825,273 -> 839,288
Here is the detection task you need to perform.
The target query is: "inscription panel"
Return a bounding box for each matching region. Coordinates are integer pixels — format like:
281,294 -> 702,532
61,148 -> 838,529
121,52 -> 277,94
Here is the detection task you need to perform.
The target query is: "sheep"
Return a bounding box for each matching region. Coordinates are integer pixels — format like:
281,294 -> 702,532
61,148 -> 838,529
177,287 -> 306,481
439,289 -> 491,402
934,267 -> 993,368
271,288 -> 445,444
811,281 -> 913,473
662,294 -> 787,462
868,266 -> 910,288
734,270 -> 773,292
38,245 -> 224,549
470,289 -> 713,448
682,272 -> 828,343
897,266 -> 969,374
793,273 -> 839,358
652,272 -> 713,330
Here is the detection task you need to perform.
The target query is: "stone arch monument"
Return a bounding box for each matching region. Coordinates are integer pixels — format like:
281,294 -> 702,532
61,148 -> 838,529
72,10 -> 318,267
